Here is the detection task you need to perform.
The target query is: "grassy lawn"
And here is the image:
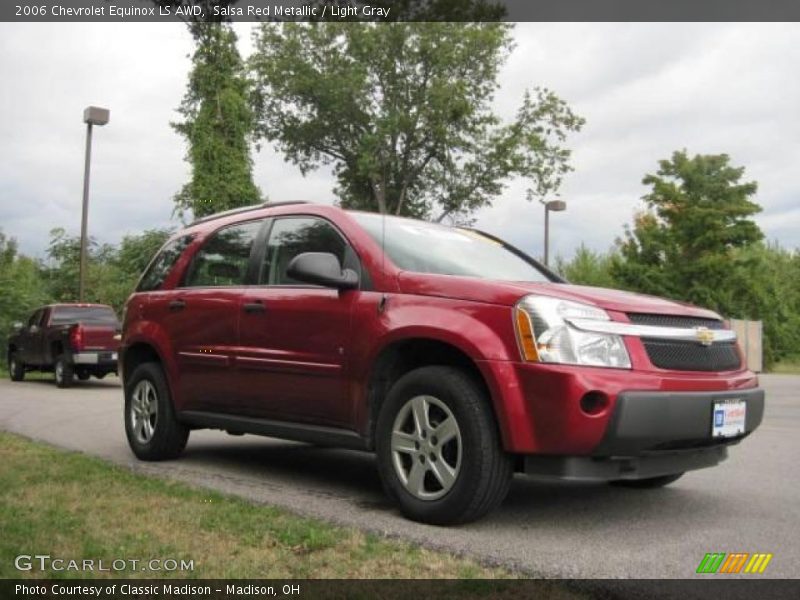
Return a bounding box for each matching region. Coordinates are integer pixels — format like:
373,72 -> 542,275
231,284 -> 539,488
0,432 -> 534,583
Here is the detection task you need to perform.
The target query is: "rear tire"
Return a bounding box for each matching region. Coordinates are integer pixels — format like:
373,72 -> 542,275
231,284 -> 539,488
8,352 -> 25,382
376,366 -> 513,525
124,361 -> 189,461
611,473 -> 684,489
54,355 -> 74,388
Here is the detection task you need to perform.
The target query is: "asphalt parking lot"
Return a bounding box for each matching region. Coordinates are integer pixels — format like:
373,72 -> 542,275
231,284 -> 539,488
1,374 -> 797,580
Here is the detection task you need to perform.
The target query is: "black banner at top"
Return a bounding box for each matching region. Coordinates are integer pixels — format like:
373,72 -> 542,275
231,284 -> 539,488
2,0 -> 800,23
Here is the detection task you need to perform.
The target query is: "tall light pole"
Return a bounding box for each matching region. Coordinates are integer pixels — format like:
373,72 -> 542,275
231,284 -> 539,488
541,199 -> 566,267
79,106 -> 110,302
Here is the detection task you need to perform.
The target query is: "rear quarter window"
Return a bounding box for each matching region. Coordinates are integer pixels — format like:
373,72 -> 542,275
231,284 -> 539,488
137,235 -> 194,292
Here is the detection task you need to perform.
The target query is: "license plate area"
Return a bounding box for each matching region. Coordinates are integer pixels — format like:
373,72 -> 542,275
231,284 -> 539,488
712,399 -> 746,438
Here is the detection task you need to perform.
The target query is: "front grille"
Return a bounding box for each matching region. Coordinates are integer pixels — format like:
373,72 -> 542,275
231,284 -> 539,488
641,339 -> 741,371
628,313 -> 724,329
627,313 -> 740,372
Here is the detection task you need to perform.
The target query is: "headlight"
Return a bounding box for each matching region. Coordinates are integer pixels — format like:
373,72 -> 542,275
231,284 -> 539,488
514,295 -> 631,368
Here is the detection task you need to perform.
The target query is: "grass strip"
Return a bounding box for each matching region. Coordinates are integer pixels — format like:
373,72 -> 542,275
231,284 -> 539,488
0,432 -> 524,581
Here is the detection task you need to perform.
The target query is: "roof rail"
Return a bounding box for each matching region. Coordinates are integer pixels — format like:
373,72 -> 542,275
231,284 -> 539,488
189,201 -> 309,227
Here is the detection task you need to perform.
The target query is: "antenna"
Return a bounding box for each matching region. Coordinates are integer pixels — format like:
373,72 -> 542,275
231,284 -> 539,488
379,207 -> 387,313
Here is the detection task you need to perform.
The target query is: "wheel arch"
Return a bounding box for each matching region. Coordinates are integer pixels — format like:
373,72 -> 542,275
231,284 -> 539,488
361,336 -> 501,451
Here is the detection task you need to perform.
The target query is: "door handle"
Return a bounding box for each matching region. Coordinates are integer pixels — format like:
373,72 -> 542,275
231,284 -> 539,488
243,301 -> 266,314
168,299 -> 186,311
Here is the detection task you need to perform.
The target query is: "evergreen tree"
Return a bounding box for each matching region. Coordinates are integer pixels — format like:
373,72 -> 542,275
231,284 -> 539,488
612,151 -> 763,309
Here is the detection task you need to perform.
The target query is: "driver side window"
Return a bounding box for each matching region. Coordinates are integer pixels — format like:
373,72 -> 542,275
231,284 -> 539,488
28,309 -> 43,328
260,217 -> 352,286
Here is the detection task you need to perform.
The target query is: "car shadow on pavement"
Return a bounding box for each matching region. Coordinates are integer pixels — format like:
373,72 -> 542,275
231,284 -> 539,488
11,377 -> 121,389
181,439 -> 388,502
178,436 -> 726,528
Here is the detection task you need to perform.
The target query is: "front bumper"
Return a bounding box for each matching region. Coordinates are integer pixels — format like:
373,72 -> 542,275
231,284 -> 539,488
477,360 -> 762,455
593,387 -> 764,456
521,387 -> 764,480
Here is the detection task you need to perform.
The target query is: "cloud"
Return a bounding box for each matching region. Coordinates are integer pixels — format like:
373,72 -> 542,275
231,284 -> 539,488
0,22 -> 798,262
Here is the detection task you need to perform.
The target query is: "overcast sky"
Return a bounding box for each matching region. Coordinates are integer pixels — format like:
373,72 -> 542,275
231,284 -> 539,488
1,22 -> 798,262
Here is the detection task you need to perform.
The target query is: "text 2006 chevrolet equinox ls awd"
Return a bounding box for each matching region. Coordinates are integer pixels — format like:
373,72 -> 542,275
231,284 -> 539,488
120,201 -> 764,524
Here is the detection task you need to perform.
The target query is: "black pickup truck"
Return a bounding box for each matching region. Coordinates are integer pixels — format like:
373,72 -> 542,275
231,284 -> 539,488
7,304 -> 120,387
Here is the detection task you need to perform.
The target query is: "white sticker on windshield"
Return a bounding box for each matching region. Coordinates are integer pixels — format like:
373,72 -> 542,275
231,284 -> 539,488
399,225 -> 473,242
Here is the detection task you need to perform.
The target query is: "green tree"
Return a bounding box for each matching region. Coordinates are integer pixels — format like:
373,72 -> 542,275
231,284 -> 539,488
555,244 -> 618,288
114,228 -> 173,281
0,231 -> 49,360
250,23 -> 583,222
612,151 -> 763,308
173,22 -> 261,219
723,242 -> 800,365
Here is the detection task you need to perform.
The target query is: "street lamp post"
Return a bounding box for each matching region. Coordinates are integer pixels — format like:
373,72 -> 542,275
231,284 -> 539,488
79,106 -> 110,302
542,199 -> 567,267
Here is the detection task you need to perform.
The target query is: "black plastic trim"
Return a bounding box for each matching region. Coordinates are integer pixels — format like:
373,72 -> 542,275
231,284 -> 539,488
188,201 -> 310,227
593,387 -> 765,457
524,445 -> 728,481
178,410 -> 369,451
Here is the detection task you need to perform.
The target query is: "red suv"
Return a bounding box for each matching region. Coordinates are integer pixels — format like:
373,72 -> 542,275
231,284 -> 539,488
120,201 -> 764,524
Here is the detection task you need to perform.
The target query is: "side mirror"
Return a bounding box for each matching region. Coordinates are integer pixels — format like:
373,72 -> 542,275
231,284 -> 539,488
286,252 -> 359,290
29,324 -> 40,334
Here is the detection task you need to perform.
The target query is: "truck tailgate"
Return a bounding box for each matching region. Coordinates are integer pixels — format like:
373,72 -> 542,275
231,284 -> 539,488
79,326 -> 120,351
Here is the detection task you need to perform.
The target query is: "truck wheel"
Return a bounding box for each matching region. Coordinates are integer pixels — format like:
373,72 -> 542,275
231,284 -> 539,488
124,362 -> 189,461
8,352 -> 25,382
611,473 -> 684,489
54,355 -> 74,388
376,366 -> 513,525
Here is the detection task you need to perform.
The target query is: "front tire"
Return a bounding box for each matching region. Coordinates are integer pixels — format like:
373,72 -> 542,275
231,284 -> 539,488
124,362 -> 189,461
54,355 -> 74,388
611,473 -> 684,489
376,366 -> 513,525
8,352 -> 25,382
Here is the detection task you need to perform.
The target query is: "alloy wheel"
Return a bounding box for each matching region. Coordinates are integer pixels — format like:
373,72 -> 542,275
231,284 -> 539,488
390,395 -> 462,501
131,379 -> 158,444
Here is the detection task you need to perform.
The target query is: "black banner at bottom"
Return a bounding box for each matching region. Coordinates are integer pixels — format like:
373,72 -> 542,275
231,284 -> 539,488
3,579 -> 800,600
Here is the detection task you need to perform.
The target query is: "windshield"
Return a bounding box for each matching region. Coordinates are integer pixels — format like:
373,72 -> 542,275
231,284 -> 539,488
350,212 -> 552,282
50,306 -> 119,326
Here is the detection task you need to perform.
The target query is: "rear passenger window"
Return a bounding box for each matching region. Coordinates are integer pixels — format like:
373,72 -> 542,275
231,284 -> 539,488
261,217 -> 350,286
184,221 -> 262,287
137,235 -> 193,292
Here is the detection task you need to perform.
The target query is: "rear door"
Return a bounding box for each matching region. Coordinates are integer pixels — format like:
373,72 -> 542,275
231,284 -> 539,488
236,216 -> 360,427
157,220 -> 264,413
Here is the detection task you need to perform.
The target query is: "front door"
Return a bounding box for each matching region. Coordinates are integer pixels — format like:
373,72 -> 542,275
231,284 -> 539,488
19,308 -> 45,365
236,216 -> 359,427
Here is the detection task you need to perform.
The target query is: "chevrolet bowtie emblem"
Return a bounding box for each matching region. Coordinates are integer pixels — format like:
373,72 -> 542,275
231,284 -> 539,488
695,327 -> 715,346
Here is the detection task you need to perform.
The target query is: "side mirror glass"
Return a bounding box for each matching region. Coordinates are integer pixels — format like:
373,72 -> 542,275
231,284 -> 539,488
286,252 -> 359,290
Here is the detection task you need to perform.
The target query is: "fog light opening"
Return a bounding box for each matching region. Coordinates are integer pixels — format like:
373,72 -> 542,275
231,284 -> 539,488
580,391 -> 609,416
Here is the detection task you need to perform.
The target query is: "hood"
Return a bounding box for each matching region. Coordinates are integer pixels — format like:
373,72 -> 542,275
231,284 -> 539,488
396,272 -> 722,320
